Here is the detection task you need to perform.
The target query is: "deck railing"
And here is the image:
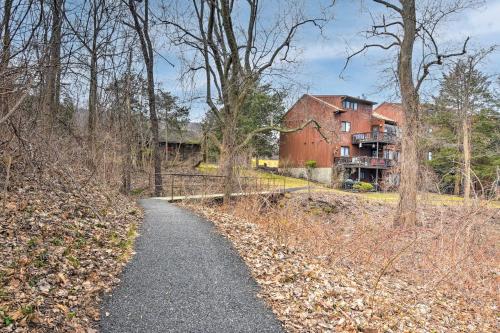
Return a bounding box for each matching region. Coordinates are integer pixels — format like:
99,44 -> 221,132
334,156 -> 395,168
352,132 -> 398,144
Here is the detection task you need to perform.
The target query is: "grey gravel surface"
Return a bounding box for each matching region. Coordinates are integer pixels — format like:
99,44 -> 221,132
100,199 -> 283,333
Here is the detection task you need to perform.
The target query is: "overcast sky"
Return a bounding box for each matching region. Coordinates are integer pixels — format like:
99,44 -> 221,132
154,0 -> 500,121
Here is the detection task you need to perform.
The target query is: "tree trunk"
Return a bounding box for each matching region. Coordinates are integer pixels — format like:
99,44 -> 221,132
220,108 -> 238,204
121,49 -> 133,195
394,0 -> 419,227
453,171 -> 461,195
146,61 -> 162,196
462,115 -> 471,204
128,0 -> 162,196
202,132 -> 208,163
164,126 -> 169,163
453,134 -> 461,195
43,0 -> 63,135
88,52 -> 98,159
0,0 -> 12,120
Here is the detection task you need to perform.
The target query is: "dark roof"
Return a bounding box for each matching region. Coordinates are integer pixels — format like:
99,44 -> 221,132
160,122 -> 203,144
282,93 -> 377,118
334,95 -> 377,105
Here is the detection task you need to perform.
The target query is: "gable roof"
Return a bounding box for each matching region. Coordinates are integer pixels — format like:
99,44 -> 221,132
373,102 -> 403,125
315,94 -> 377,106
375,102 -> 402,113
160,122 -> 203,144
283,94 -> 379,119
308,95 -> 343,112
372,112 -> 396,123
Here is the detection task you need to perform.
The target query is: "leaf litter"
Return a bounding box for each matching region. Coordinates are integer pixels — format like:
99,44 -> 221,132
184,192 -> 499,333
0,170 -> 142,332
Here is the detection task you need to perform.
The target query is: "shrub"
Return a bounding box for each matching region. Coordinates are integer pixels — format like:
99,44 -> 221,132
353,181 -> 374,192
304,160 -> 317,169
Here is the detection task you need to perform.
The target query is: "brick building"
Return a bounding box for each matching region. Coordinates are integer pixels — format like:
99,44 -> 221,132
279,95 -> 403,188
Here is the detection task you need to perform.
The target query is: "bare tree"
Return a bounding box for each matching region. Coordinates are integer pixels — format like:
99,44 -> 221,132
44,0 -> 63,134
125,0 -> 162,196
64,0 -> 121,158
0,0 -> 43,127
121,47 -> 133,194
1,0 -> 14,120
344,0 -> 477,226
162,0 -> 330,202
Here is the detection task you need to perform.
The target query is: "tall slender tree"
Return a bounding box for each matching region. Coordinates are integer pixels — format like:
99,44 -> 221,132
126,0 -> 162,196
44,0 -> 63,134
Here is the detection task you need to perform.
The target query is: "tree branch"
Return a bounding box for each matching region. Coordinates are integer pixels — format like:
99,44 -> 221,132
0,79 -> 33,125
416,36 -> 470,92
373,0 -> 402,14
342,42 -> 399,76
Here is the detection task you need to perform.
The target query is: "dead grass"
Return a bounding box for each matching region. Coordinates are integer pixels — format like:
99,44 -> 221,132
189,191 -> 500,332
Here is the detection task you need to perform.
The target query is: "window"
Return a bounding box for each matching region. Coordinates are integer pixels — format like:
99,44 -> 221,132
340,146 -> 350,157
341,121 -> 351,132
427,151 -> 432,161
384,150 -> 394,160
342,99 -> 358,110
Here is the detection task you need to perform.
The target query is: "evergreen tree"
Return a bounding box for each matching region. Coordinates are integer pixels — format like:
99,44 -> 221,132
203,84 -> 287,164
428,60 -> 499,197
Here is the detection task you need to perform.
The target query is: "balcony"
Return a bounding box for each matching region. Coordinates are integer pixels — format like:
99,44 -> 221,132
334,156 -> 395,169
352,132 -> 398,145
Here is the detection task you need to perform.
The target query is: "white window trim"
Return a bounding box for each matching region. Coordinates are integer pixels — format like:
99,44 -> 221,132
341,121 -> 351,132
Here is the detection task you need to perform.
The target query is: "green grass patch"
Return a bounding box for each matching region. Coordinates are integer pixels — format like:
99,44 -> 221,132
130,187 -> 147,196
251,158 -> 279,168
51,237 -> 64,246
196,163 -> 219,174
66,255 -> 80,268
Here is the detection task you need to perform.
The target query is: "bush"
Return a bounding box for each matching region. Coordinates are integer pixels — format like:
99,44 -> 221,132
353,181 -> 374,192
304,160 -> 317,169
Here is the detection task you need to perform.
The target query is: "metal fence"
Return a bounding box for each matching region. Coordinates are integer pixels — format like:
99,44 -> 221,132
162,173 -> 286,200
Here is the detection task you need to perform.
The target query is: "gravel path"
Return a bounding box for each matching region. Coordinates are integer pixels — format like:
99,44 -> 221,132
100,199 -> 283,333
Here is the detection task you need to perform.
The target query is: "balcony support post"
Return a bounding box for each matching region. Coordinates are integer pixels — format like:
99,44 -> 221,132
358,167 -> 361,181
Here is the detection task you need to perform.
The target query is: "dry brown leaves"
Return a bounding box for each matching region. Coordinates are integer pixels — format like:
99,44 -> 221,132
185,193 -> 499,333
0,171 -> 143,332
